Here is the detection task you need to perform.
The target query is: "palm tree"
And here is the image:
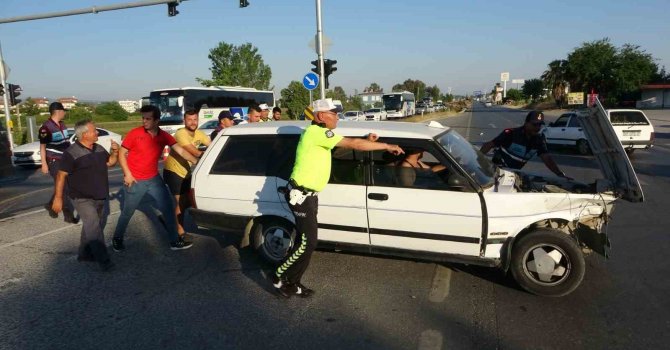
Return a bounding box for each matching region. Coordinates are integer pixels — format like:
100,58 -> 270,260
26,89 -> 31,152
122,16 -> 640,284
541,60 -> 568,108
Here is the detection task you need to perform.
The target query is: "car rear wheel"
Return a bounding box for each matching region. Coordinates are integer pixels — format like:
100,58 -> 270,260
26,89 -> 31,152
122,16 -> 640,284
576,139 -> 590,155
510,229 -> 585,297
625,148 -> 635,156
251,218 -> 295,265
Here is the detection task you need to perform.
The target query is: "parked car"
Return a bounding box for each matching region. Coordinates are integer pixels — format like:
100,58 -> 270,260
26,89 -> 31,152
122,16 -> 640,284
544,108 -> 654,155
364,108 -> 387,121
415,103 -> 427,114
343,111 -> 365,121
198,119 -> 219,138
190,104 -> 643,297
11,127 -> 122,168
544,111 -> 591,155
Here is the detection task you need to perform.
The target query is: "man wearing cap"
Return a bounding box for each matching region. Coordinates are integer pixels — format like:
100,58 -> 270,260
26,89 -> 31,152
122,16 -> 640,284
271,98 -> 404,298
480,110 -> 568,177
259,103 -> 270,122
40,102 -> 78,223
163,109 -> 211,240
210,110 -> 235,140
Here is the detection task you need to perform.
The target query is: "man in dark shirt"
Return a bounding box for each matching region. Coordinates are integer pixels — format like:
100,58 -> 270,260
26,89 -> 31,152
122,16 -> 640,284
210,110 -> 235,140
480,110 -> 568,177
52,119 -> 119,271
40,102 -> 78,223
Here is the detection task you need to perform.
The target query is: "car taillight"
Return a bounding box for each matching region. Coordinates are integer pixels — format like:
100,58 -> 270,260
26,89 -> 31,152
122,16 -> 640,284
650,132 -> 655,144
189,188 -> 197,209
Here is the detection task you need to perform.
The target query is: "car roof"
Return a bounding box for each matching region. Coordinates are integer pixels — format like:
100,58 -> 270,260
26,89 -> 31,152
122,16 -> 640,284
221,121 -> 449,139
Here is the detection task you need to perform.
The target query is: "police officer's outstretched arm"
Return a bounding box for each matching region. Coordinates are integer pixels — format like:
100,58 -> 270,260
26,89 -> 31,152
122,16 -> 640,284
337,137 -> 404,155
540,154 -> 569,178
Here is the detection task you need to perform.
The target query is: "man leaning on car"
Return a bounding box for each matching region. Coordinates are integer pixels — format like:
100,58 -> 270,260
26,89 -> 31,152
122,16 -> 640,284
271,98 -> 404,298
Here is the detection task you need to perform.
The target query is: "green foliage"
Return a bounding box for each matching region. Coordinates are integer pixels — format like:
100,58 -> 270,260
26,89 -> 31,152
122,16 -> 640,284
373,101 -> 384,108
95,102 -> 128,121
392,79 -> 426,97
614,44 -> 658,96
541,59 -> 568,107
21,98 -> 41,117
197,42 -> 272,90
345,96 -> 364,111
506,89 -> 523,101
425,85 -> 441,102
68,104 -> 94,122
522,79 -> 545,101
365,82 -> 381,92
327,86 -> 348,102
280,81 -> 310,119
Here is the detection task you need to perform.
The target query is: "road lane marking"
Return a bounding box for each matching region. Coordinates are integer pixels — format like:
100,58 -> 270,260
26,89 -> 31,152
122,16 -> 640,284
418,330 -> 443,350
0,210 -> 120,250
0,208 -> 45,223
428,265 -> 452,302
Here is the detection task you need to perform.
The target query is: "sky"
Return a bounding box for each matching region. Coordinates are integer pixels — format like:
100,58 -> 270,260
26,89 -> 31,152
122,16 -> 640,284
1,0 -> 668,101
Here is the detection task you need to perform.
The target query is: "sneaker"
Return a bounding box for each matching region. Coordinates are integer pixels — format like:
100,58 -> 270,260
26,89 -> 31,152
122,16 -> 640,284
270,273 -> 284,289
44,203 -> 58,219
295,283 -> 315,298
100,259 -> 115,272
170,239 -> 193,250
276,283 -> 298,299
112,238 -> 125,252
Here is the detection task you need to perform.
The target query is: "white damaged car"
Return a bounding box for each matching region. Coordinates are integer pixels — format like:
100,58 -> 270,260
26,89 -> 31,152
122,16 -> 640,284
190,103 -> 642,297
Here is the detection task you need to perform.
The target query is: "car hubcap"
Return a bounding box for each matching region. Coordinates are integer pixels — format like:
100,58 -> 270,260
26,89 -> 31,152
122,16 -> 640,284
263,226 -> 292,260
522,244 -> 571,285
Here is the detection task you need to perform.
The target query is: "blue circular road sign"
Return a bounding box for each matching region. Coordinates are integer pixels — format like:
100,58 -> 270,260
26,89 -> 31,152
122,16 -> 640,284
302,72 -> 319,91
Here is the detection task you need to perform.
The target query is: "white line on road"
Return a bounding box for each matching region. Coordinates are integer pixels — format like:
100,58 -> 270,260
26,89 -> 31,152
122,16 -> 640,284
428,265 -> 452,303
418,330 -> 443,350
0,208 -> 45,223
0,210 -> 120,250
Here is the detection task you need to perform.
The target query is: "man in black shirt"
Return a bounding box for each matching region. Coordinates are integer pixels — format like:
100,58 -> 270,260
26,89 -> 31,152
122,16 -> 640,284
480,111 -> 568,177
52,119 -> 119,271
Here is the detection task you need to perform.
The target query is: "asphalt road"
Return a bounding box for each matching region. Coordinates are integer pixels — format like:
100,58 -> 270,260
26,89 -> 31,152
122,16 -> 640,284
1,106 -> 669,349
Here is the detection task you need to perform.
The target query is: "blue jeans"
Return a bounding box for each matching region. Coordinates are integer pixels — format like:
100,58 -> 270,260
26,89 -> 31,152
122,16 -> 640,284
113,175 -> 178,243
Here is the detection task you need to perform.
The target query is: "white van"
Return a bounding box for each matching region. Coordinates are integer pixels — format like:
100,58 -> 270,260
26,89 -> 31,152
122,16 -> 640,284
606,109 -> 654,154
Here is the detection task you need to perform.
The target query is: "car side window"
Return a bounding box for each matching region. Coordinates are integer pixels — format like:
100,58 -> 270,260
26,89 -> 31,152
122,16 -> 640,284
553,116 -> 569,127
209,135 -> 301,178
567,116 -> 581,128
330,147 -> 366,185
371,146 -> 468,192
96,128 -> 109,136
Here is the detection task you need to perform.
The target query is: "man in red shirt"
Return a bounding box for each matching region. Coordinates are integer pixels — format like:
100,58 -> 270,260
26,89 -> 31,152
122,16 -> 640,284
112,105 -> 198,251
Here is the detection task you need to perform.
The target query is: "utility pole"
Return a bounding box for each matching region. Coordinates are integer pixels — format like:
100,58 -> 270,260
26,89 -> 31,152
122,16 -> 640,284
0,42 -> 13,150
315,0 -> 326,99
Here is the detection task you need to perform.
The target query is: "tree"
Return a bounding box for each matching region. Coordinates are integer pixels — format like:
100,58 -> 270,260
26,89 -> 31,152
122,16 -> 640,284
95,102 -> 128,121
69,103 -> 94,121
506,88 -> 523,101
20,98 -> 41,117
522,79 -> 544,101
365,82 -> 381,92
541,59 -> 568,108
196,42 -> 272,90
425,85 -> 441,103
280,81 -> 310,119
328,86 -> 348,103
345,96 -> 364,111
613,44 -> 658,97
392,79 -> 426,98
566,38 -> 617,97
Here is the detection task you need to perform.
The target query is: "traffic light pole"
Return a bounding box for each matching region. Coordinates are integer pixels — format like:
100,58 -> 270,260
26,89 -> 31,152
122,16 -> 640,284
315,0 -> 326,99
0,42 -> 13,150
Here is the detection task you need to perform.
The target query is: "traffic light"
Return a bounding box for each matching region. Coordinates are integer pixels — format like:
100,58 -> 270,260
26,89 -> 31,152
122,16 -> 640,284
310,60 -> 320,75
8,84 -> 21,106
239,0 -> 250,8
0,84 -> 4,96
167,2 -> 179,17
323,59 -> 337,89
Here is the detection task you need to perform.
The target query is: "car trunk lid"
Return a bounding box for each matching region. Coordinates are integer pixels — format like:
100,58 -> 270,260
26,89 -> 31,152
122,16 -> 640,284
577,100 -> 644,202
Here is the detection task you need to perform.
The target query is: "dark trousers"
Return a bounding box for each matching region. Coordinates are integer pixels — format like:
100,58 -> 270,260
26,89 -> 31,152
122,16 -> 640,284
47,158 -> 74,217
276,194 -> 319,284
73,198 -> 110,264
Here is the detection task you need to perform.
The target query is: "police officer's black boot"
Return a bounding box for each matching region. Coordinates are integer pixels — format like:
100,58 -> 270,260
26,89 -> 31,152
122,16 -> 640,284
294,283 -> 314,298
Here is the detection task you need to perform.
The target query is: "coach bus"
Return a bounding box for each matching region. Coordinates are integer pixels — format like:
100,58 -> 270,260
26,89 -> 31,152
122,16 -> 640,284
382,91 -> 416,119
148,86 -> 275,134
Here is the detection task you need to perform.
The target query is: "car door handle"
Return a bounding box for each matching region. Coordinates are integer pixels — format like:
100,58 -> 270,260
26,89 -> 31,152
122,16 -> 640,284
578,128 -> 582,131
368,193 -> 388,201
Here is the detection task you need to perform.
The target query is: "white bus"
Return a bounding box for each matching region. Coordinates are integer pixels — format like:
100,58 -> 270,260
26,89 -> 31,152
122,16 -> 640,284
148,86 -> 275,134
383,91 -> 416,119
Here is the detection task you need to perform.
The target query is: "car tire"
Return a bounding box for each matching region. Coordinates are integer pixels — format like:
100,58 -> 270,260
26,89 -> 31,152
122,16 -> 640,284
251,218 -> 295,266
510,229 -> 585,297
625,148 -> 635,156
576,139 -> 590,155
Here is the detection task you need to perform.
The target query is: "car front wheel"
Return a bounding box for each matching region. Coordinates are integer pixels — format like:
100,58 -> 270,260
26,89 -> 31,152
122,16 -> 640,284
510,229 -> 585,297
576,139 -> 590,155
251,218 -> 295,265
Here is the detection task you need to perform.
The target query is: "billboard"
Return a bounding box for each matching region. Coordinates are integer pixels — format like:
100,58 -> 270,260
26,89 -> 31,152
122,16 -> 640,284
567,92 -> 584,105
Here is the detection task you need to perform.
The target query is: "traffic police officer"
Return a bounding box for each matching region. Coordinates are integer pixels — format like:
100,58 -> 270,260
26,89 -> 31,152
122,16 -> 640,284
272,98 -> 404,298
480,110 -> 568,177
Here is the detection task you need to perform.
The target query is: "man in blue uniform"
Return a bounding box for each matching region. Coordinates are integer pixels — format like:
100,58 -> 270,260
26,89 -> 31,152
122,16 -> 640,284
480,110 -> 568,178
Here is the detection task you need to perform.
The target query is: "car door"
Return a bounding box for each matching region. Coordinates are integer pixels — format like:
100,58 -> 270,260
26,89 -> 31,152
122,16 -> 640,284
563,115 -> 585,146
366,139 -> 483,256
544,114 -> 570,145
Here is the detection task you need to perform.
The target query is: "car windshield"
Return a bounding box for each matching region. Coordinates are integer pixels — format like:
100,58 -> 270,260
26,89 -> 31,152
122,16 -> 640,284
366,109 -> 380,113
436,130 -> 495,188
609,111 -> 650,125
344,112 -> 357,116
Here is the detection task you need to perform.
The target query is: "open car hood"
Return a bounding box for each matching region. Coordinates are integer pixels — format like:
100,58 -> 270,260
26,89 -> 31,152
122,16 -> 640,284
577,99 -> 644,202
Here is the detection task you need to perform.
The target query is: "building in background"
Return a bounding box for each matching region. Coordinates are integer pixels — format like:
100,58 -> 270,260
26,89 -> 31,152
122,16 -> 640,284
638,84 -> 670,109
118,100 -> 139,113
57,97 -> 79,109
32,98 -> 50,109
358,90 -> 383,108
